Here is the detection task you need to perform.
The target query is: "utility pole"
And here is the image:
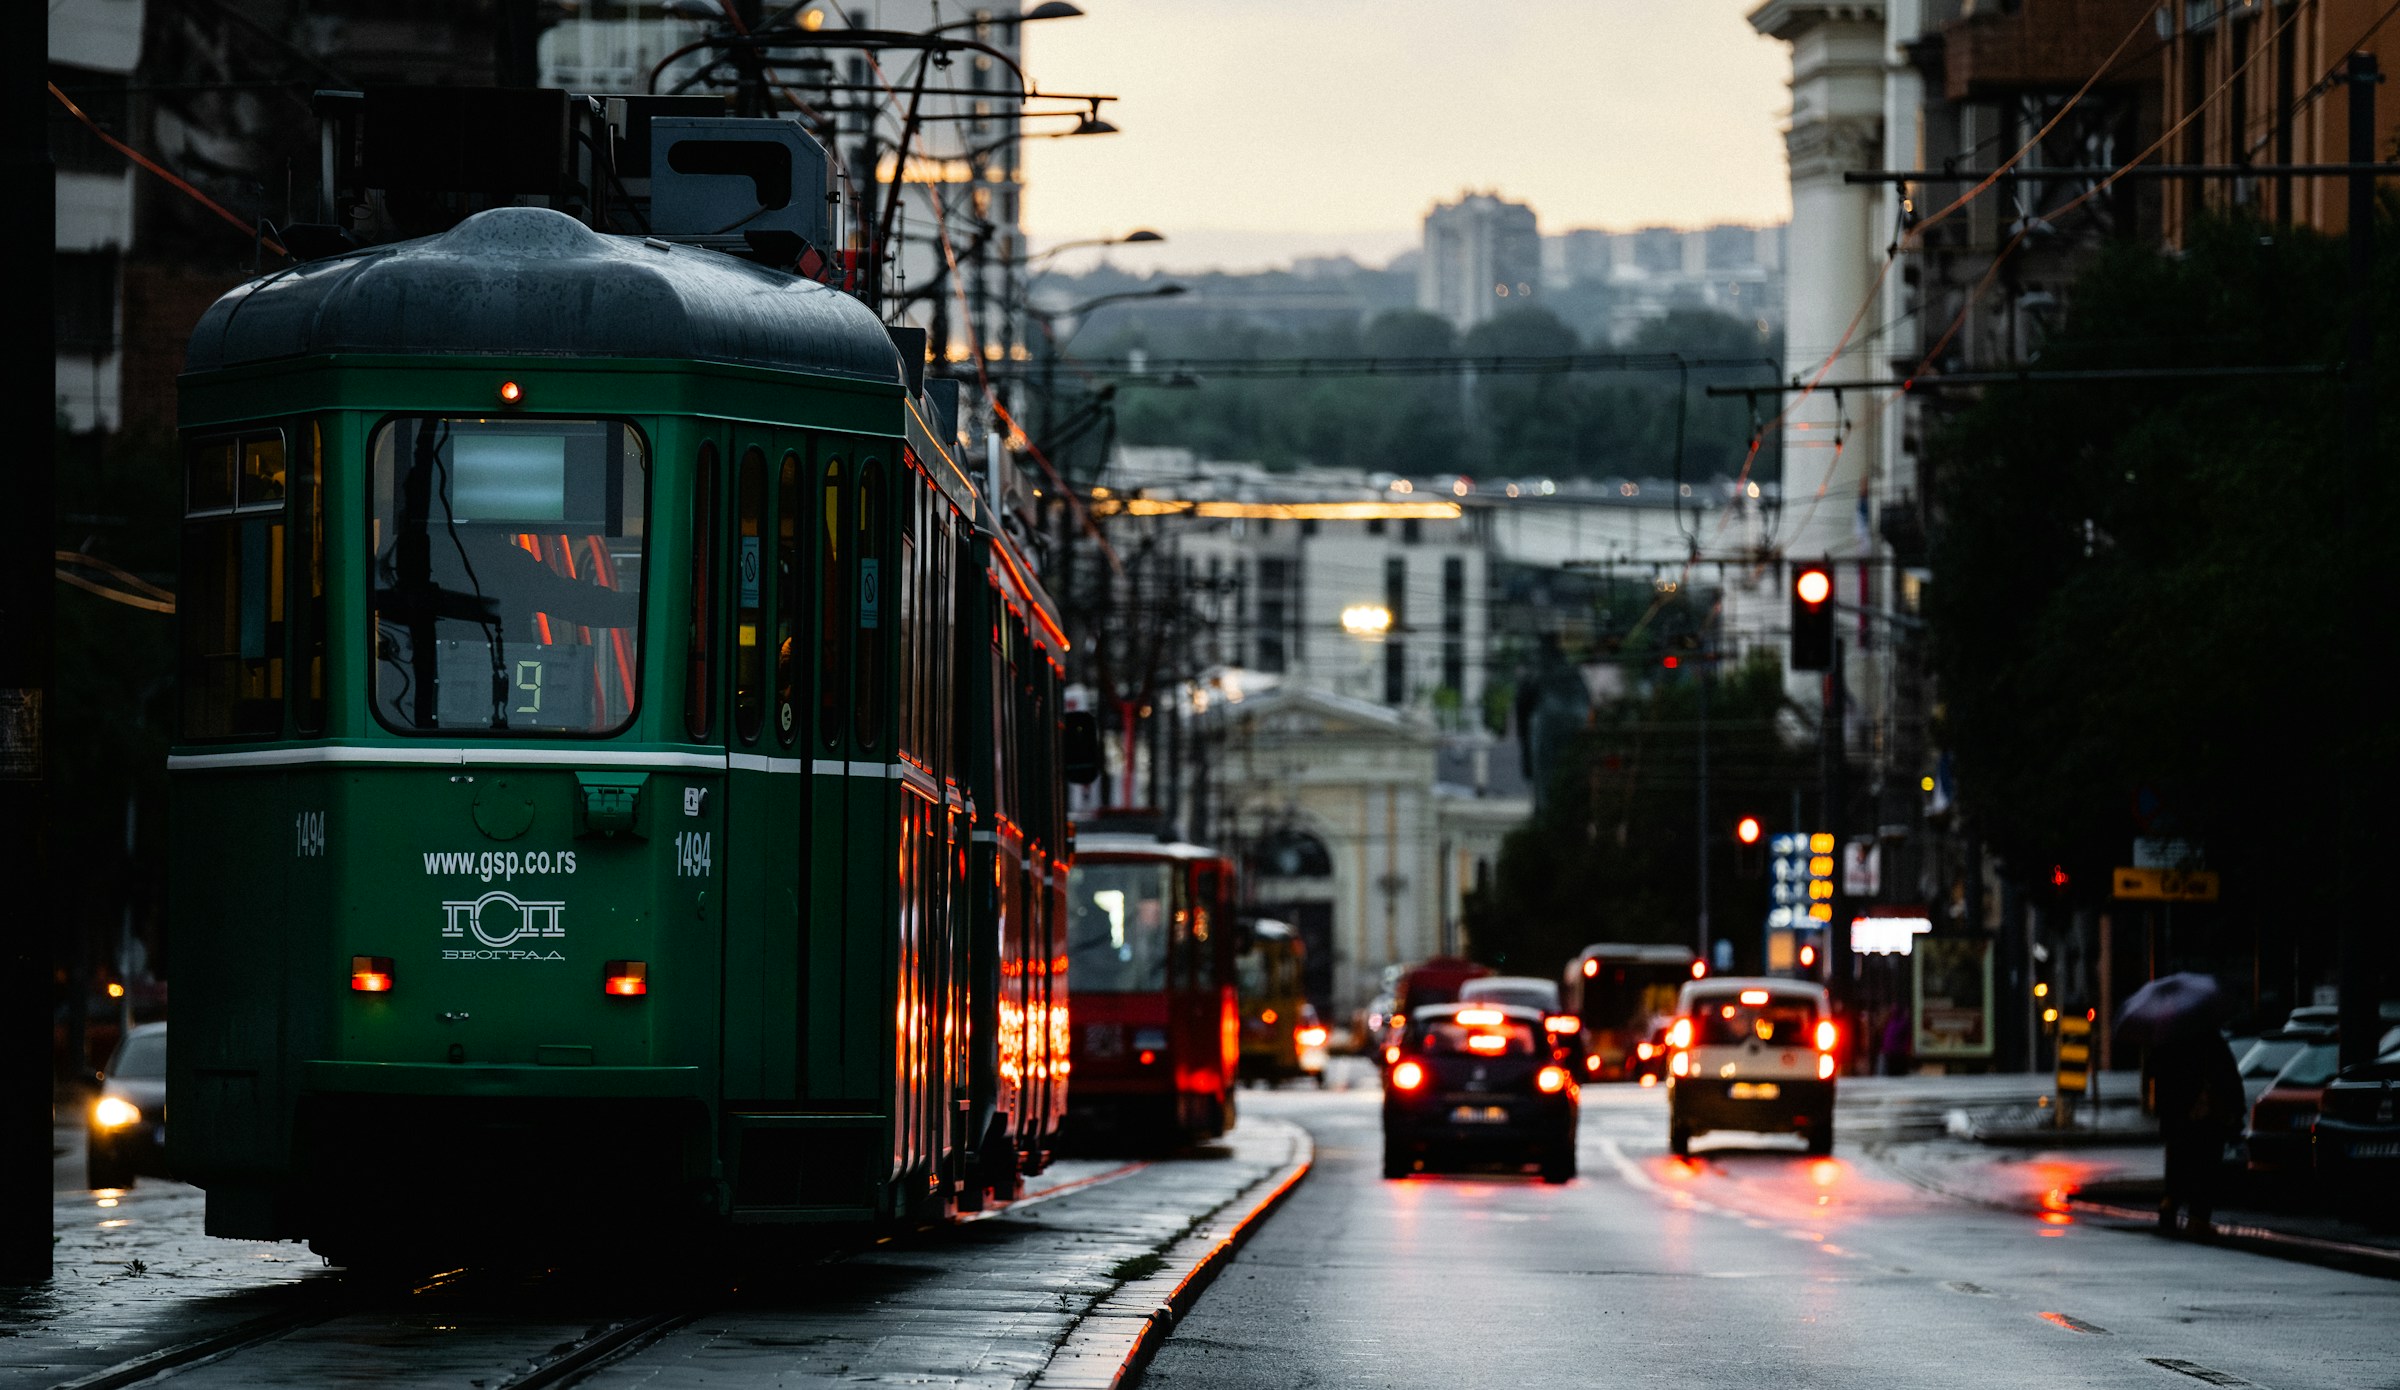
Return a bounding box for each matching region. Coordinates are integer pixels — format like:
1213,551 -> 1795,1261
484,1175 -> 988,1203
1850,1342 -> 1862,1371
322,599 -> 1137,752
1823,639 -> 1850,1009
1695,642 -> 1711,963
2,0 -> 57,1284
2338,52 -> 2382,1071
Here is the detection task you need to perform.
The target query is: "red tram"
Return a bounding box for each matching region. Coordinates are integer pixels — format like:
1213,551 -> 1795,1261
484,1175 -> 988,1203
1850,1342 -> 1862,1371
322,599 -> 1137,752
1064,836 -> 1240,1145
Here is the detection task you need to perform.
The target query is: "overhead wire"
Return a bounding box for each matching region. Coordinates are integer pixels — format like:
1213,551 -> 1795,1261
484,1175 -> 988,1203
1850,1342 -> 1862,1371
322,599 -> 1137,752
48,81 -> 286,257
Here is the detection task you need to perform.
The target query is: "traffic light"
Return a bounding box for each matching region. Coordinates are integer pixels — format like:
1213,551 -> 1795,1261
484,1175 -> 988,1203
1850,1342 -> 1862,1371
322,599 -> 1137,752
1790,561 -> 1833,671
1733,816 -> 1764,876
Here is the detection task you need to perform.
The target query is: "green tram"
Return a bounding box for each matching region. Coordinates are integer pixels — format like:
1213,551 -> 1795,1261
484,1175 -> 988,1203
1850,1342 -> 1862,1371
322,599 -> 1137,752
167,206 -> 1078,1256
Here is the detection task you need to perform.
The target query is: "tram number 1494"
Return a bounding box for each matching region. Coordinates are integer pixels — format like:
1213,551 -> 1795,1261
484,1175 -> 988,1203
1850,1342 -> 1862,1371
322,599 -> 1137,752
675,830 -> 713,878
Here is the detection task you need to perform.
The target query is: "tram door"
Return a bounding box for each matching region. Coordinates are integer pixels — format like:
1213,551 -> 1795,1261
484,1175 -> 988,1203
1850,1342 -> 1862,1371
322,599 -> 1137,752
720,433 -> 811,1104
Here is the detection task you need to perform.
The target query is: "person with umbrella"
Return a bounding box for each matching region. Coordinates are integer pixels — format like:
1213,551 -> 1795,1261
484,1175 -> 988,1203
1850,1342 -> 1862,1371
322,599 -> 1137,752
2117,973 -> 2245,1236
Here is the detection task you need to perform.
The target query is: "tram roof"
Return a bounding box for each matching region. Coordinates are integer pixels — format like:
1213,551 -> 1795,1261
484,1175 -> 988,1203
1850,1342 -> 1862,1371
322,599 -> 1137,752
185,207 -> 905,385
1070,834 -> 1229,862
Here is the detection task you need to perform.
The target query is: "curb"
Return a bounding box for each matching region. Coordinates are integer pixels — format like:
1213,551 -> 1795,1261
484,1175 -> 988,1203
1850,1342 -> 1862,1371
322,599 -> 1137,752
1030,1119 -> 1314,1390
2066,1196 -> 2400,1281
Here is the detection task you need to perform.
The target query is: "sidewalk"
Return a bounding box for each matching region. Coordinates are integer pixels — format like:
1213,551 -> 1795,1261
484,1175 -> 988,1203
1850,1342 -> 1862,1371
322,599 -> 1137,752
3,1120 -> 1311,1390
1867,1134 -> 2400,1279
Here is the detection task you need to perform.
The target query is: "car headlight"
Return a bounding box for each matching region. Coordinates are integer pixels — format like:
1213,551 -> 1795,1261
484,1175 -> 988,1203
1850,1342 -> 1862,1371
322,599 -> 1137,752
94,1096 -> 141,1130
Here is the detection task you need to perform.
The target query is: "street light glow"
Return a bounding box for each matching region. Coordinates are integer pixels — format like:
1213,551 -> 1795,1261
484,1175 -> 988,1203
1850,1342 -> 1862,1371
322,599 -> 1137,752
1340,604 -> 1393,639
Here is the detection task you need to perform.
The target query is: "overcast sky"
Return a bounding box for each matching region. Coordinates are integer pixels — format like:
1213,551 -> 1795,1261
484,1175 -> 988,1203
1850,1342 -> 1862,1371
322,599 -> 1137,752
1017,0 -> 1796,274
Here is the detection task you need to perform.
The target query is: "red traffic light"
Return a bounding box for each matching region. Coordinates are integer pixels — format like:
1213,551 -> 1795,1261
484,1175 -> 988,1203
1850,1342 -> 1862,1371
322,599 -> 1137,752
1798,943 -> 1818,968
1735,816 -> 1762,845
1794,567 -> 1832,606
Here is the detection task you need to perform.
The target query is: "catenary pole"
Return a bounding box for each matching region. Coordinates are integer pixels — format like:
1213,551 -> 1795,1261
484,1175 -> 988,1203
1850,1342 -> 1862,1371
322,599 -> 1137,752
2339,52 -> 2381,1071
2,0 -> 58,1284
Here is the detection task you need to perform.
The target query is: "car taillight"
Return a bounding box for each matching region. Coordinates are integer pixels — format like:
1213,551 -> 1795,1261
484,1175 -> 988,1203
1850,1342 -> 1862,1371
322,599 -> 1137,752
1390,1060 -> 1426,1091
351,956 -> 394,992
1537,1065 -> 1569,1094
1544,1014 -> 1581,1034
1740,989 -> 1771,1005
604,960 -> 648,996
1585,1053 -> 1603,1072
1667,1018 -> 1692,1049
1298,1026 -> 1328,1047
1818,1052 -> 1837,1080
1815,1019 -> 1837,1052
1467,1034 -> 1509,1054
1456,1008 -> 1504,1025
1636,1041 -> 1655,1061
1671,1052 -> 1690,1077
1384,1045 -> 1402,1065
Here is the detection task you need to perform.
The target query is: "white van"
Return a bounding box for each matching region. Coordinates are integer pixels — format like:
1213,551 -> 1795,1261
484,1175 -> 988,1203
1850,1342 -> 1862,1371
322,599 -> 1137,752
1664,978 -> 1837,1156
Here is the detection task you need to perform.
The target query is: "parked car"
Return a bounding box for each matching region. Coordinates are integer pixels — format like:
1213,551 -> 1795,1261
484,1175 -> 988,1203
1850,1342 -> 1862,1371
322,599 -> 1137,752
2237,1031 -> 2327,1112
2246,1038 -> 2343,1174
2315,1044 -> 2400,1230
87,1022 -> 168,1190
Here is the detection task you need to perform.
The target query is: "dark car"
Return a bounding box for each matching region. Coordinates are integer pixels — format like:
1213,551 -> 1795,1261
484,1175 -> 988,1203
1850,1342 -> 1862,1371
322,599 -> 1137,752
1383,1003 -> 1578,1183
2314,1045 -> 2400,1229
88,1021 -> 168,1190
2246,1038 -> 2342,1174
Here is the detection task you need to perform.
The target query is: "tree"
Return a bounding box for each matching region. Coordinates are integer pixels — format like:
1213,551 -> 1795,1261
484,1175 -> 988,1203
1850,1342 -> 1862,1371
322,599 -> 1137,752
1467,651 -> 1818,976
1923,213 -> 2399,1002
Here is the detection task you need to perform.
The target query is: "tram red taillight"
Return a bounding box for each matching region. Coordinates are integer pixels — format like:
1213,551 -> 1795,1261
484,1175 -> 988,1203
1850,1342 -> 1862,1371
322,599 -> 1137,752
350,957 -> 394,992
497,380 -> 524,405
604,960 -> 648,996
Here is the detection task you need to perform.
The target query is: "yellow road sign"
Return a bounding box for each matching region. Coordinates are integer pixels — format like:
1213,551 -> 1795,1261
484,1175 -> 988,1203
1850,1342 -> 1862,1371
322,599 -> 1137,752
2112,866 -> 2219,901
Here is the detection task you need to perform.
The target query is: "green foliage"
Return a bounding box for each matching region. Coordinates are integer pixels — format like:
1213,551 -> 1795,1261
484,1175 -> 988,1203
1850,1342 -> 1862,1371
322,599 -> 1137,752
1466,653 -> 1817,975
1088,304 -> 1779,479
1924,213 -> 2399,913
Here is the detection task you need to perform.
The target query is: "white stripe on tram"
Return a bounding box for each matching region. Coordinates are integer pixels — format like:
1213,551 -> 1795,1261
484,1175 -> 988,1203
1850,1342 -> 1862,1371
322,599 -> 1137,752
167,746 -> 726,772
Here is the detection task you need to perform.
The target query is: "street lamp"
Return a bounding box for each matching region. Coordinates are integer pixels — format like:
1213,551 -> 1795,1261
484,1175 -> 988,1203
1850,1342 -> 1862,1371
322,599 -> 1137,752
1038,282 -> 1186,352
1029,228 -> 1166,267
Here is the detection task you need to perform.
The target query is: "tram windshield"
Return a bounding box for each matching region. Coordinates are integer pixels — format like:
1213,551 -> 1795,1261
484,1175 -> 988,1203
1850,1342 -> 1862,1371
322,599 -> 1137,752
1068,860 -> 1174,994
370,418 -> 646,734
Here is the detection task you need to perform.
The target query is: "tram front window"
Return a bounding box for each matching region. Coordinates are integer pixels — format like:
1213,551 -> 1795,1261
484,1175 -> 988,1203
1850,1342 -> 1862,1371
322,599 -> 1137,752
1068,862 -> 1172,993
370,418 -> 647,734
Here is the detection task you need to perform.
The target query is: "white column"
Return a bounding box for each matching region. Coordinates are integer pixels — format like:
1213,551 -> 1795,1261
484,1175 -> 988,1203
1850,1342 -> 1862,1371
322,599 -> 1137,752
1750,1 -> 1888,704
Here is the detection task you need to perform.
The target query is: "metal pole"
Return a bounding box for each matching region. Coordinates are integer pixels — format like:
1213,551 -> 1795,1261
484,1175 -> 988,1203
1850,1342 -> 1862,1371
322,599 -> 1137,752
2339,52 -> 2382,1071
1696,645 -> 1710,962
1824,639 -> 1850,1005
1,0 -> 56,1283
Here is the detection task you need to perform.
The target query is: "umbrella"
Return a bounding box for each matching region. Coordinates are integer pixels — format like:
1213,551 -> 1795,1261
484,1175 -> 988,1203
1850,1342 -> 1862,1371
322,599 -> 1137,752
2114,972 -> 2225,1048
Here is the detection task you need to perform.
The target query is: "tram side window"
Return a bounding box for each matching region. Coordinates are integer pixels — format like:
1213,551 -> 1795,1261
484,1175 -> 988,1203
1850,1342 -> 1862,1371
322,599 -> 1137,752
686,443 -> 718,741
733,446 -> 766,744
855,457 -> 884,752
180,431 -> 286,738
819,454 -> 847,752
774,449 -> 801,748
897,469 -> 919,762
367,418 -> 648,737
294,423 -> 327,735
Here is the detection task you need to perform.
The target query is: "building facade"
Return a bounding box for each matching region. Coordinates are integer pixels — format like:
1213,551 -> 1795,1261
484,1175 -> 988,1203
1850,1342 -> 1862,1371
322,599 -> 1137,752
1417,191 -> 1543,330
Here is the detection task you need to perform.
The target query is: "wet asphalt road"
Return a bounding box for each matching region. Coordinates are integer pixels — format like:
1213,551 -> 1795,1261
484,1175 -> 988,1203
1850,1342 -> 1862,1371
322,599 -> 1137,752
1143,1070 -> 2400,1390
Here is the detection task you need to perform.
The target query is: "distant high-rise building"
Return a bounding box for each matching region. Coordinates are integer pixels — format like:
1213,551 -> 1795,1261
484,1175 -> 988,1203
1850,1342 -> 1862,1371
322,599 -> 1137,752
1418,192 -> 1541,330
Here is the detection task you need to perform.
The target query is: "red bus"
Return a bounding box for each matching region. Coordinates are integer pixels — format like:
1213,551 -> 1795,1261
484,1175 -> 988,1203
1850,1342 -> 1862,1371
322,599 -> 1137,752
1064,836 -> 1239,1145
